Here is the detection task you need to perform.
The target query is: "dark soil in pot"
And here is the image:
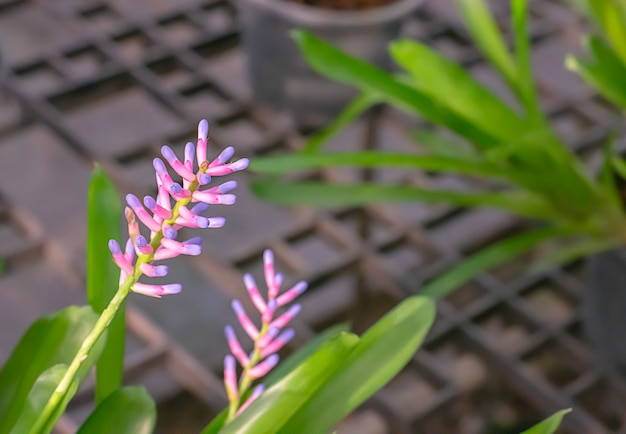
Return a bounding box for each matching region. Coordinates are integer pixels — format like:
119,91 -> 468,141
288,0 -> 397,11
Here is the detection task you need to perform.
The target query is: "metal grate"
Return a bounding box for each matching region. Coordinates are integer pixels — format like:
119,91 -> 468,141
0,0 -> 625,432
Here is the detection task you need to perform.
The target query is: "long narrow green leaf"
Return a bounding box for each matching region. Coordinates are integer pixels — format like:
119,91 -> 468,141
411,130 -> 478,159
0,306 -> 102,433
77,387 -> 156,434
251,180 -> 560,220
598,136 -> 623,209
87,165 -> 124,403
302,92 -> 380,154
419,227 -> 564,298
486,135 -> 604,220
389,39 -> 526,142
292,30 -> 499,147
221,297 -> 434,434
278,296 -> 435,433
220,333 -> 360,434
520,409 -> 571,434
454,0 -> 518,92
250,151 -> 505,179
612,153 -> 626,180
567,36 -> 626,110
512,0 -> 542,121
200,323 -> 351,434
587,0 -> 626,66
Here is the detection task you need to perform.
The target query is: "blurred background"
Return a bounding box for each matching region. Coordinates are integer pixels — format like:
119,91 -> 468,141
0,0 -> 624,432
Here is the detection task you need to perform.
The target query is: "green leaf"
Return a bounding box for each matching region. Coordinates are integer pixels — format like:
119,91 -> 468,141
278,296 -> 435,433
10,365 -> 76,434
199,323 -> 351,434
597,136 -> 626,216
512,0 -> 542,120
219,332 -> 361,434
250,151 -> 505,179
389,39 -> 526,142
292,30 -> 499,147
612,153 -> 626,180
411,130 -> 478,160
87,165 -> 124,403
0,306 -> 102,434
567,36 -> 626,110
302,92 -> 380,154
264,322 -> 351,388
485,135 -> 604,221
454,0 -> 517,91
221,297 -> 435,434
586,0 -> 626,66
77,386 -> 156,434
251,180 -> 560,220
520,408 -> 571,434
420,227 -> 564,298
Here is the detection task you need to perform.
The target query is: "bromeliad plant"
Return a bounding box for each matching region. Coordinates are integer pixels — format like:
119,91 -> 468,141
250,0 -> 626,297
0,118 -> 440,433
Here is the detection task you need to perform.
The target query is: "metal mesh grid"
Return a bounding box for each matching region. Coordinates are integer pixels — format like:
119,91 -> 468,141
0,0 -> 625,432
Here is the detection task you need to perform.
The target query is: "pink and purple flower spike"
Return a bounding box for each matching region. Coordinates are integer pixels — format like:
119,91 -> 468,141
223,249 -> 308,417
108,119 -> 249,298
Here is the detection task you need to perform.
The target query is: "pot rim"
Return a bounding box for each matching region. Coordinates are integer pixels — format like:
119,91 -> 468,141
237,0 -> 426,27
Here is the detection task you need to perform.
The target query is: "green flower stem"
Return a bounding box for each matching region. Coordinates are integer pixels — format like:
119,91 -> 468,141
32,169 -> 207,434
226,323 -> 269,423
31,272 -> 136,433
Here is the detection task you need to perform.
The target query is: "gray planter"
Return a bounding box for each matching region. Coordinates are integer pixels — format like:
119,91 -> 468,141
584,248 -> 626,374
236,0 -> 424,128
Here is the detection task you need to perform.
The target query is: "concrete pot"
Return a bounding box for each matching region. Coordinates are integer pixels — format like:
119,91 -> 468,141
236,0 -> 424,128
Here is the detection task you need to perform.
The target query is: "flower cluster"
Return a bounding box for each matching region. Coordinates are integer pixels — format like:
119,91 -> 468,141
223,250 -> 308,421
108,119 -> 248,297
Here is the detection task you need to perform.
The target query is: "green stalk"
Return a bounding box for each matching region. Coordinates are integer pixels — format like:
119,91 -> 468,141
226,323 -> 269,423
32,168 -> 207,434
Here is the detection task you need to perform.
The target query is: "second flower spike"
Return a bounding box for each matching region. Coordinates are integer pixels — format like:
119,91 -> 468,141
223,249 -> 308,422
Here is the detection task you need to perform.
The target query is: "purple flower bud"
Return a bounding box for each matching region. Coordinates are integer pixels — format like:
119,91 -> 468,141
198,119 -> 209,140
276,281 -> 308,307
143,195 -> 157,209
163,227 -> 177,239
261,328 -> 295,358
257,326 -> 280,348
108,239 -> 122,254
184,142 -> 195,164
215,180 -> 238,193
140,263 -> 169,277
223,354 -> 239,401
274,273 -> 284,288
208,217 -> 226,228
270,304 -> 301,329
248,354 -> 279,379
161,145 -> 177,163
230,158 -> 250,171
190,202 -> 210,215
197,173 -> 211,185
215,147 -> 235,165
218,194 -> 237,205
225,325 -> 250,366
232,299 -> 259,339
132,282 -> 182,297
